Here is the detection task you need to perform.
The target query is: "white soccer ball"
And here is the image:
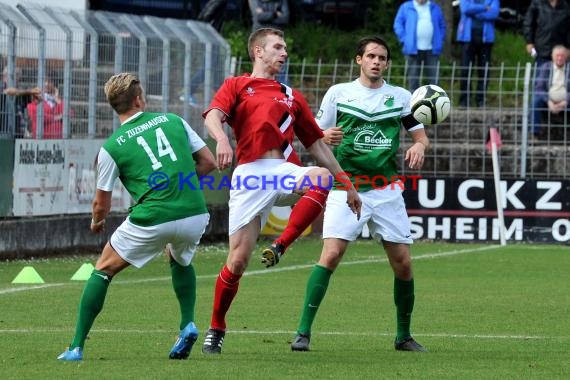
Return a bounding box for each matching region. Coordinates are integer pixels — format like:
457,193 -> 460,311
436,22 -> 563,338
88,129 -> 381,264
410,84 -> 451,125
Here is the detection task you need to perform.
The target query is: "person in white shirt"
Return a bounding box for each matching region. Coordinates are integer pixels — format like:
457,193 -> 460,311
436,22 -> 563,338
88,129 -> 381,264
531,45 -> 570,138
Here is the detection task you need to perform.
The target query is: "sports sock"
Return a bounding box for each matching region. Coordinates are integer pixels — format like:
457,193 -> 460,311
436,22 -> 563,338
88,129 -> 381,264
210,265 -> 241,331
296,264 -> 333,335
275,187 -> 328,250
394,277 -> 415,341
69,269 -> 111,349
170,260 -> 196,330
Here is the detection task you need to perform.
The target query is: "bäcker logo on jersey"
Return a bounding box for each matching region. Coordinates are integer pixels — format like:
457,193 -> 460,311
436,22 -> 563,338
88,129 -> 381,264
354,126 -> 392,152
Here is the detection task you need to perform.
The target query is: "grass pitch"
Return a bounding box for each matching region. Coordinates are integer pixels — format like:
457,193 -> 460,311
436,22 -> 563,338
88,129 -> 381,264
1,238 -> 568,379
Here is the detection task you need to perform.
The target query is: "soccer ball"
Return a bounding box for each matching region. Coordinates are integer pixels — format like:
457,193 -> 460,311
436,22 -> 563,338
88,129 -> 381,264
410,84 -> 451,125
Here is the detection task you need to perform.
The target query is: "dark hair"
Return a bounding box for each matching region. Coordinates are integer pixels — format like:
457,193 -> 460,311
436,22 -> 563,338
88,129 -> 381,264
356,36 -> 391,61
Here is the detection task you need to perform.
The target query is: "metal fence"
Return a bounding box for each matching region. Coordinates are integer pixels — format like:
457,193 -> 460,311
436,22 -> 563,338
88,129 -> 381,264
233,57 -> 569,181
0,2 -> 231,139
1,3 -> 568,181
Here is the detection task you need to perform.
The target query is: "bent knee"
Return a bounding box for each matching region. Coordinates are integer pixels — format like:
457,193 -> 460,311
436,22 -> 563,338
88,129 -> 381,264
306,167 -> 332,189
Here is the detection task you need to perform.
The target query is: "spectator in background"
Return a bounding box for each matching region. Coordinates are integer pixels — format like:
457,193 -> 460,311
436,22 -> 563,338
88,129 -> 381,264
394,0 -> 446,92
456,0 -> 500,108
523,0 -> 570,67
26,74 -> 64,139
248,0 -> 290,84
1,67 -> 40,138
531,45 -> 569,139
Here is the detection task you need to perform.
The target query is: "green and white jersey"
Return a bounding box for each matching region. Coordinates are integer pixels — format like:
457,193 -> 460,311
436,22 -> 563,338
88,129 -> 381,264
316,79 -> 423,192
97,112 -> 208,226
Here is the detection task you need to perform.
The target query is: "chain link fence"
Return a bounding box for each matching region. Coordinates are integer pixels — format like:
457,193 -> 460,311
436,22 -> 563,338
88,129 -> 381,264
2,3 -> 568,180
0,2 -> 230,139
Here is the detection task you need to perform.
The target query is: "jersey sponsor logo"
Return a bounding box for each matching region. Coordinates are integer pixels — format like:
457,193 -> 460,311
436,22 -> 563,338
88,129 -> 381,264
275,96 -> 293,108
354,128 -> 392,152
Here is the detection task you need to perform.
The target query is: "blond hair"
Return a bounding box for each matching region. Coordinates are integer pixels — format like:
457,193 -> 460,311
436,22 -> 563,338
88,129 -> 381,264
247,28 -> 285,61
104,72 -> 143,114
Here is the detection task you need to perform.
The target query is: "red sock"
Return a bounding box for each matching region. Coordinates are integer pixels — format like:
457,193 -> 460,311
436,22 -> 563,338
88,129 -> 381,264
210,265 -> 242,331
276,187 -> 329,250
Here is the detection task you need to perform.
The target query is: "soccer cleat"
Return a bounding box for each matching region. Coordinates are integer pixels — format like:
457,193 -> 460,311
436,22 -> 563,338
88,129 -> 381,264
394,336 -> 427,352
291,333 -> 310,351
202,328 -> 225,354
261,243 -> 284,268
169,321 -> 199,359
57,347 -> 83,361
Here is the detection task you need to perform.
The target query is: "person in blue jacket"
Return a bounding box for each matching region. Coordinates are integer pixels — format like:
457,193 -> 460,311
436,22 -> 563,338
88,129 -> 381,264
394,0 -> 446,92
456,0 -> 500,107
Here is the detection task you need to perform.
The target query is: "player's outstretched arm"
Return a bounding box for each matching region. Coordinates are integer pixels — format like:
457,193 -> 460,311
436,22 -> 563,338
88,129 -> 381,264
204,109 -> 233,171
91,189 -> 112,233
307,139 -> 361,219
193,146 -> 217,177
405,129 -> 429,170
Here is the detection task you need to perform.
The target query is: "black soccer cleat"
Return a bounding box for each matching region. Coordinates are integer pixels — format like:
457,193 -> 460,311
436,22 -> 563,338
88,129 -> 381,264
291,333 -> 310,351
261,243 -> 284,268
394,336 -> 427,352
202,328 -> 225,354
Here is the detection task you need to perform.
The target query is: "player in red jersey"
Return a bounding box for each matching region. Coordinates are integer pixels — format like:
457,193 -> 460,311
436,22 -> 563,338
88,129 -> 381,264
201,27 -> 361,354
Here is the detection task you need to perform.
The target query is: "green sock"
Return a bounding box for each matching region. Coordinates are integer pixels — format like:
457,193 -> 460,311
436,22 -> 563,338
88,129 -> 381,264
394,277 -> 415,342
296,265 -> 333,336
69,270 -> 111,349
170,260 -> 196,330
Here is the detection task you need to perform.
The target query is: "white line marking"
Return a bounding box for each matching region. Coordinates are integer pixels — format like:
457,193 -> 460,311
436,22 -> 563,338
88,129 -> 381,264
0,245 -> 499,294
0,328 -> 566,341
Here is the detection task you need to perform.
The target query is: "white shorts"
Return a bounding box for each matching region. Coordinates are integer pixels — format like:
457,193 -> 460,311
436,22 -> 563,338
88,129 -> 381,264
228,159 -> 315,235
110,213 -> 210,268
322,187 -> 413,244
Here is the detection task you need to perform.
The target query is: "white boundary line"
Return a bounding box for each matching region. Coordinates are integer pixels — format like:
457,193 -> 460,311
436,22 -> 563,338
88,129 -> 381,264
0,327 -> 566,341
0,245 -> 500,295
2,245 -> 568,341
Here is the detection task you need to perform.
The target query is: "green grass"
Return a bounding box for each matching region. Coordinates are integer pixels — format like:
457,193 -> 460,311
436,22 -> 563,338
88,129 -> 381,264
1,239 -> 569,379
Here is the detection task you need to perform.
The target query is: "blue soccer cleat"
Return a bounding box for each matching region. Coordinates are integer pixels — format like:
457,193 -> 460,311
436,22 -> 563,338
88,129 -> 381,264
169,321 -> 199,359
57,347 -> 83,361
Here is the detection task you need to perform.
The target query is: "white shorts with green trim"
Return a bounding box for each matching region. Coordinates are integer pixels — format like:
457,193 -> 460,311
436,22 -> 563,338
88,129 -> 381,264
323,187 -> 413,244
110,213 -> 210,268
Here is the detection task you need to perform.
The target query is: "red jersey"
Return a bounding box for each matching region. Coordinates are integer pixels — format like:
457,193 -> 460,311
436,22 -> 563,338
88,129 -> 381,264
203,75 -> 323,165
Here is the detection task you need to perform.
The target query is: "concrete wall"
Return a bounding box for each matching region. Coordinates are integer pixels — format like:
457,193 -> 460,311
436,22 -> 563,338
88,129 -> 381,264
0,140 -> 14,216
0,205 -> 229,260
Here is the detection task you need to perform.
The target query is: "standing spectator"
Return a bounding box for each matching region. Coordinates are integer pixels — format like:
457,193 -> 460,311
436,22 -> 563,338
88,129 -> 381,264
200,28 -> 361,355
26,74 -> 64,139
1,66 -> 40,138
290,35 -> 429,353
249,0 -> 290,31
248,0 -> 291,84
523,0 -> 570,67
456,0 -> 500,107
531,45 -> 569,139
393,0 -> 446,92
57,73 -> 216,361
